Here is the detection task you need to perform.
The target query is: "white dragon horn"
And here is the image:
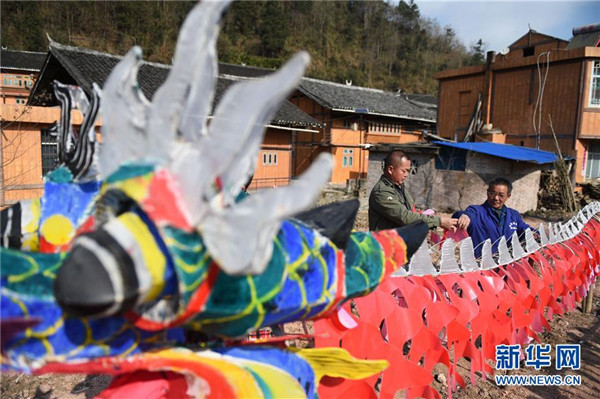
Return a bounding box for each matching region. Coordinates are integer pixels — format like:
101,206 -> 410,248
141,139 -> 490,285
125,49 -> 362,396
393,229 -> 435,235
200,153 -> 333,275
99,46 -> 151,178
151,0 -> 230,143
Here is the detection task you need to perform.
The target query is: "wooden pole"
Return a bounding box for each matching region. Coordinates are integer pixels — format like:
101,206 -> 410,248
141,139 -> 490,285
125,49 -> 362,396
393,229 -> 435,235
584,282 -> 595,314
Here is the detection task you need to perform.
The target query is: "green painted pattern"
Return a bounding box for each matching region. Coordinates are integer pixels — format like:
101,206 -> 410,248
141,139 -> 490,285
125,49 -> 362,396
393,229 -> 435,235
344,232 -> 385,299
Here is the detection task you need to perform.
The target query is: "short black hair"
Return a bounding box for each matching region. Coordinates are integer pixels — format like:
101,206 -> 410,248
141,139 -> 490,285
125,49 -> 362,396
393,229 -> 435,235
383,150 -> 410,170
488,177 -> 512,194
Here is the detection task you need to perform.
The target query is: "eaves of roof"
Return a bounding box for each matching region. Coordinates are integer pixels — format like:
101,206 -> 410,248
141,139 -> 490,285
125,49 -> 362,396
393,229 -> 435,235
298,77 -> 436,123
32,41 -> 322,128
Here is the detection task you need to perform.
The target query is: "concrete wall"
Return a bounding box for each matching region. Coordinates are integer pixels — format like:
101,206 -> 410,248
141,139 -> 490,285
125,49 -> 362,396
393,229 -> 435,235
366,150 -> 543,214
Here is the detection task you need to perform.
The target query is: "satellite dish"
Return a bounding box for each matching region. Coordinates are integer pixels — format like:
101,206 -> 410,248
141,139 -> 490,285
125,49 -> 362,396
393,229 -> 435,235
500,47 -> 510,56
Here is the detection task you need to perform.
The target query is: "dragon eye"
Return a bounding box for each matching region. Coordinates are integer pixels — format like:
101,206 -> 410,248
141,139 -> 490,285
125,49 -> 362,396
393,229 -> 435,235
96,189 -> 138,225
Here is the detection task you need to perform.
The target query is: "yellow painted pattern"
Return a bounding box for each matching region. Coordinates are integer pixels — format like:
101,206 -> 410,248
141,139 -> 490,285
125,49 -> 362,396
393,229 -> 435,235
22,198 -> 41,251
118,212 -> 166,300
40,215 -> 74,245
296,347 -> 389,381
240,360 -> 307,398
105,174 -> 153,203
7,253 -> 39,284
151,349 -> 264,398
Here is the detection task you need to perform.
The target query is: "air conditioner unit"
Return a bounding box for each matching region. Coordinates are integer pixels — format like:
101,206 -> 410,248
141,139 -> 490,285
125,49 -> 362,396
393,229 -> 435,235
351,122 -> 358,131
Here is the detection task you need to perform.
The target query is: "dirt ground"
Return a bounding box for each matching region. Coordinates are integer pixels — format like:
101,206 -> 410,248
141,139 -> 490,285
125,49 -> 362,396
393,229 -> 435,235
2,213 -> 598,399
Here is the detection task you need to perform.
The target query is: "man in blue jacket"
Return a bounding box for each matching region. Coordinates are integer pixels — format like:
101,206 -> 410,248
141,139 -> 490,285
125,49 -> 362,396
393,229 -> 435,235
453,177 -> 532,257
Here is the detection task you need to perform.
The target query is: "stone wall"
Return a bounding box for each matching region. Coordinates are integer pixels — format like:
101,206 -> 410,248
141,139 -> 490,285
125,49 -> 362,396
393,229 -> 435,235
366,150 -> 544,214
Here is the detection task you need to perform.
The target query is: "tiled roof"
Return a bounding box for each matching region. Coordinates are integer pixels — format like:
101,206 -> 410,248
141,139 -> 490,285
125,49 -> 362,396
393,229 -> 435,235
1,49 -> 46,72
31,41 -> 322,128
216,62 -> 438,121
215,76 -> 323,127
218,62 -> 274,78
566,31 -> 600,49
298,77 -> 436,122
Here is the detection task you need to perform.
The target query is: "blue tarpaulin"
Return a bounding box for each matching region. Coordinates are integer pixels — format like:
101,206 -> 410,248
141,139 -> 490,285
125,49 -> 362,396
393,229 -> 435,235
433,141 -> 561,164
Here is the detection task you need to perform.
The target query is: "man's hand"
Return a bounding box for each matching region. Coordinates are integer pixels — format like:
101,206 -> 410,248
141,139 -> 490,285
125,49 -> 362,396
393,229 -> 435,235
457,214 -> 470,230
440,216 -> 458,231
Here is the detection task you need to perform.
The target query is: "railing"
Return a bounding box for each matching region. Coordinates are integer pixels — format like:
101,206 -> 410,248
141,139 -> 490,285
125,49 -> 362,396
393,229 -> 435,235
247,177 -> 291,192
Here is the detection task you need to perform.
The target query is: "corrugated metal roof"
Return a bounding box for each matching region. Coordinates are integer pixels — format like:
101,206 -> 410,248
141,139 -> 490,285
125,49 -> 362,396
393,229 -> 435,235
434,141 -> 559,164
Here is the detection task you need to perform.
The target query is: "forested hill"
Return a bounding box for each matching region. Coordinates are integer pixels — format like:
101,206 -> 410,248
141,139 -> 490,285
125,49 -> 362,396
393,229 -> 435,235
1,1 -> 486,95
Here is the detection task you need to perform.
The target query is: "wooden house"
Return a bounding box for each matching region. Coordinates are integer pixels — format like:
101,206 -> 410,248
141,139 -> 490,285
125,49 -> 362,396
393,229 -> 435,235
1,49 -> 49,205
435,24 -> 600,183
290,79 -> 437,184
25,41 -> 321,199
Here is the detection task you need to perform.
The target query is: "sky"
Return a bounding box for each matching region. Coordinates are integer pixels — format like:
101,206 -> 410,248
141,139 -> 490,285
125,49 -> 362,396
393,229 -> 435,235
412,0 -> 600,52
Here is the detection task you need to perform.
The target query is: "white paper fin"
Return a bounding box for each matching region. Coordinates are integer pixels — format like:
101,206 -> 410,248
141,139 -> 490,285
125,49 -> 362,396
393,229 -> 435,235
440,239 -> 462,274
539,223 -> 549,246
481,239 -> 497,270
525,228 -> 540,254
548,222 -> 557,244
511,231 -> 525,260
459,237 -> 479,272
497,236 -> 513,265
407,241 -> 438,276
99,46 -> 151,178
199,153 -> 332,275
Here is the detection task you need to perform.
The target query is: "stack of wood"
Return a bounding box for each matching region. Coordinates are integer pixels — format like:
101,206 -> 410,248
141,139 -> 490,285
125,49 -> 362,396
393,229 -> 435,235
580,178 -> 600,204
548,116 -> 579,213
538,171 -> 565,210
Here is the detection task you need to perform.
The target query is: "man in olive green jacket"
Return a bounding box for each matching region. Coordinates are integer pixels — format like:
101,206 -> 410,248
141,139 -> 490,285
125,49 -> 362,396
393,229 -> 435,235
369,150 -> 458,231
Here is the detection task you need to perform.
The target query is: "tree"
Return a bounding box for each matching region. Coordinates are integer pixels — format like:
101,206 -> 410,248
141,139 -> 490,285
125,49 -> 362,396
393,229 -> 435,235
469,39 -> 486,65
259,1 -> 289,58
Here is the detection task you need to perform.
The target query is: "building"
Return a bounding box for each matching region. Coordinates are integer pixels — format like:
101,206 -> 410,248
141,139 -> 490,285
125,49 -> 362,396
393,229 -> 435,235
1,49 -> 45,104
290,79 -> 437,184
435,23 -> 600,183
1,49 -> 52,205
25,41 -> 322,197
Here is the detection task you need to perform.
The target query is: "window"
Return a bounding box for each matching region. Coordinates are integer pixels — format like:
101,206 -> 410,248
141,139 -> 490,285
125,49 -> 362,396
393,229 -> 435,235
523,46 -> 534,57
435,147 -> 466,171
343,119 -> 351,128
585,141 -> 600,179
589,61 -> 600,107
342,149 -> 354,168
262,151 -> 278,166
41,128 -> 59,176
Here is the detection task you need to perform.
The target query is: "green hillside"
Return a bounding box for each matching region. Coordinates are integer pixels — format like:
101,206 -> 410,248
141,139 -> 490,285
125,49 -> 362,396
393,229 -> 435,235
1,0 -> 485,94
